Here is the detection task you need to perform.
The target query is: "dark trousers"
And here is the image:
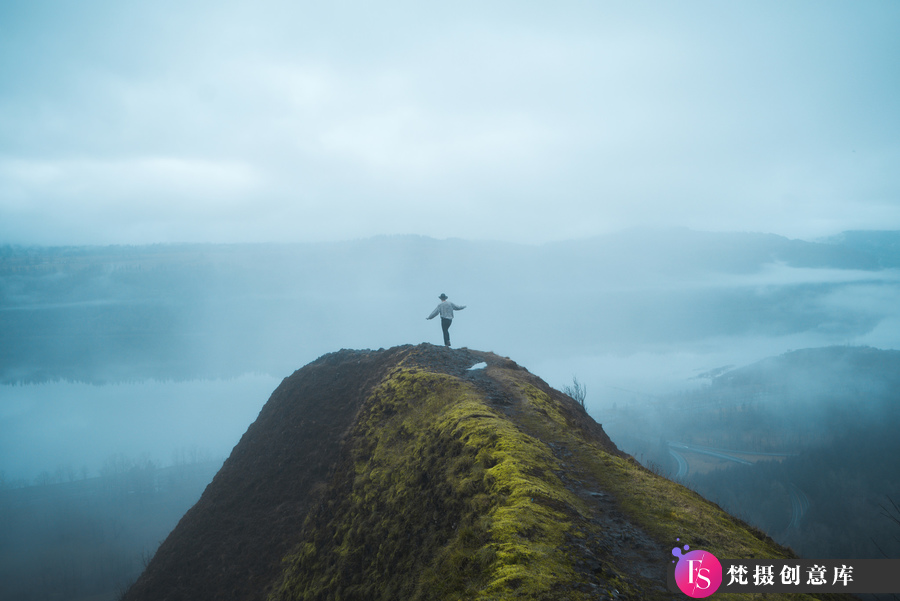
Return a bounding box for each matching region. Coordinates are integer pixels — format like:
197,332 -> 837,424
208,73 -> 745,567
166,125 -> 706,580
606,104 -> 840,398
441,318 -> 452,346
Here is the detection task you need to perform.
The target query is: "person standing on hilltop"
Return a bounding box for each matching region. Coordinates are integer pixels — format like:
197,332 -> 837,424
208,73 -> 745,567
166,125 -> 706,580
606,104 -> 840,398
426,293 -> 466,347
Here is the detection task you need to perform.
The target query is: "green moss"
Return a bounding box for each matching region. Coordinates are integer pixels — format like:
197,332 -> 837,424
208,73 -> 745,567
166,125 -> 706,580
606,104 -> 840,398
496,377 -> 851,601
270,355 -> 852,601
270,368 -> 599,601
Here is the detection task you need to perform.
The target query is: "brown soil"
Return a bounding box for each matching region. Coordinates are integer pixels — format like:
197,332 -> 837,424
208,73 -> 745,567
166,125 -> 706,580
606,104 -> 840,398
122,346 -> 412,601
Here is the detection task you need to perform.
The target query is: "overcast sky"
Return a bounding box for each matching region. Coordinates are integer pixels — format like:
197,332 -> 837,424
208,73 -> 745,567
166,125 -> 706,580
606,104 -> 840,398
1,0 -> 898,245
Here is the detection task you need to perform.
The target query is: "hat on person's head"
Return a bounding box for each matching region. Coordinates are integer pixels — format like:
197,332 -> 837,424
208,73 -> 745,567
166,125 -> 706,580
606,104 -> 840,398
439,293 -> 448,300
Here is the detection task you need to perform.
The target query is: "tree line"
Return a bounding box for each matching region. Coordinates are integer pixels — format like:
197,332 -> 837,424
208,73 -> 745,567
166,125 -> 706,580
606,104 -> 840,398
0,451 -> 220,601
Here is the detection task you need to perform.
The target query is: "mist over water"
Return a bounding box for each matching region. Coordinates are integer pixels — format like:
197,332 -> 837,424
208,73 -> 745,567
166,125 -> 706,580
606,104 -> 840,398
0,375 -> 278,483
3,231 -> 900,483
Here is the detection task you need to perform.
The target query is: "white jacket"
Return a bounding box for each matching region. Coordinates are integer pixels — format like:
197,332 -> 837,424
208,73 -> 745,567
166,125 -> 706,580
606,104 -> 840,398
427,300 -> 466,320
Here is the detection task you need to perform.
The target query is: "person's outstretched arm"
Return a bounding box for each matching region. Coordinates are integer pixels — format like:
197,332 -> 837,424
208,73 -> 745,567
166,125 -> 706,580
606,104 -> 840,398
426,306 -> 440,319
451,303 -> 466,311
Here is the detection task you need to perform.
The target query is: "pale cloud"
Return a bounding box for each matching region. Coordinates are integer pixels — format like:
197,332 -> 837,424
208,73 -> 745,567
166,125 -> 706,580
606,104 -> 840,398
319,107 -> 557,183
0,1 -> 898,244
0,157 -> 263,243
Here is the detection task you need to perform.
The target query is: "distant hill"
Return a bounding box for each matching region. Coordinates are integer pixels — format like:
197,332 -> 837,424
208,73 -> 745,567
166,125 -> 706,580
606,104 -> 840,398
121,344 -> 851,601
607,345 -> 900,559
2,229 -> 899,383
710,345 -> 900,404
824,230 -> 900,268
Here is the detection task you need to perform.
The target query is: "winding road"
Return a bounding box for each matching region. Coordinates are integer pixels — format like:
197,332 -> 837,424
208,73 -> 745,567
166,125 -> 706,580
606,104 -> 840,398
787,483 -> 810,530
666,441 -> 809,529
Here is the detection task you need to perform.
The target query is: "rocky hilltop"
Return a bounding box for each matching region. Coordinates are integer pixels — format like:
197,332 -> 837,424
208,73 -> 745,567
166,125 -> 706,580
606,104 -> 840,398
122,344 -> 849,601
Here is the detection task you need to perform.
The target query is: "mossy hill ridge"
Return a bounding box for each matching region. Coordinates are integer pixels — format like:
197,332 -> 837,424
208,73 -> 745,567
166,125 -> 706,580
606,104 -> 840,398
123,344 -> 852,601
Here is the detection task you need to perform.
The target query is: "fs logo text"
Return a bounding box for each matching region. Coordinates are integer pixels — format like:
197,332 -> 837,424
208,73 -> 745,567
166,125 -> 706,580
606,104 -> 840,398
672,542 -> 723,598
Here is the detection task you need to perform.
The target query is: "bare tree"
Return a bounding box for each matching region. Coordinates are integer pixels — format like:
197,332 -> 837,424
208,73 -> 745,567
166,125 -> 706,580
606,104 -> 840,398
563,376 -> 587,409
873,496 -> 900,557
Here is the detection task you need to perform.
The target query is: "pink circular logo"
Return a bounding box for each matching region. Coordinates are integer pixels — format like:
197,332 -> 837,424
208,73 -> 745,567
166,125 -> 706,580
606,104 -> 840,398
672,544 -> 722,598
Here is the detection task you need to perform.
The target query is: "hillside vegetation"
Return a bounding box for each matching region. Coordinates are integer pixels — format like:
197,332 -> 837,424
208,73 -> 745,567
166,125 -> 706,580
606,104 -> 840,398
609,346 -> 900,559
123,344 -> 852,601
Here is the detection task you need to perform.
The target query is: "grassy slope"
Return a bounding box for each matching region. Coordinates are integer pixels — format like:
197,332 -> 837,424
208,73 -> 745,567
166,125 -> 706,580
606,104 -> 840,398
271,349 -> 852,601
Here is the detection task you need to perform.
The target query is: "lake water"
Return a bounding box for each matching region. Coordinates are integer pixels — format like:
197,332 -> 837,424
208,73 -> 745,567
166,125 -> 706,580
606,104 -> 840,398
0,374 -> 281,483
